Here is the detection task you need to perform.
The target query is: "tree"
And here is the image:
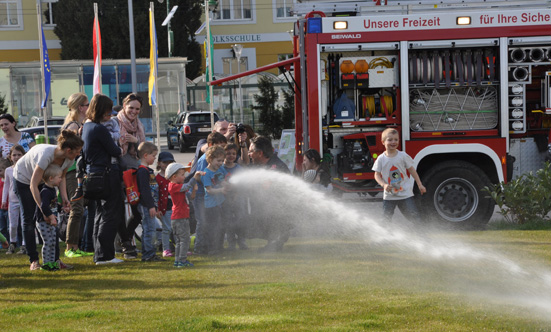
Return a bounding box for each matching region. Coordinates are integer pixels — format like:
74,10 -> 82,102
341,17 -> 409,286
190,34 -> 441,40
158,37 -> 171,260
0,94 -> 8,115
51,0 -> 203,78
253,76 -> 283,140
281,88 -> 294,130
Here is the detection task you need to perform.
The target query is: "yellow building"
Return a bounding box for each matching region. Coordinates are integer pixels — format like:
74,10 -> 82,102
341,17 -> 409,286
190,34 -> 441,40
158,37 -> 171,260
0,0 -> 61,62
199,0 -> 296,77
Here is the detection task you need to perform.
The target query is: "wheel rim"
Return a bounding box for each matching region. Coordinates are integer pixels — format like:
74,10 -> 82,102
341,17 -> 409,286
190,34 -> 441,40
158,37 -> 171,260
432,177 -> 478,222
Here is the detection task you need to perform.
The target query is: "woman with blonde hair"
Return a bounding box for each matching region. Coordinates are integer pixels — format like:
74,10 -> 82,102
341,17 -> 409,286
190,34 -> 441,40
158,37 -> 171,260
62,92 -> 91,258
63,92 -> 88,132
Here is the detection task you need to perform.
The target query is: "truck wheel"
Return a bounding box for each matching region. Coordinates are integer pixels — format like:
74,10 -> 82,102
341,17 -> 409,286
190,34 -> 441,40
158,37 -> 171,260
420,161 -> 494,228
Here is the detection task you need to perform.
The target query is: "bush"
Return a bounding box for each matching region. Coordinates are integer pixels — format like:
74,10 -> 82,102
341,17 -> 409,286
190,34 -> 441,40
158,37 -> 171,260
485,162 -> 551,224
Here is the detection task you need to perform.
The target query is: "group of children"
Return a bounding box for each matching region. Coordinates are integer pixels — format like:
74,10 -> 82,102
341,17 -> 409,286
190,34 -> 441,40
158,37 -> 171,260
126,138 -> 246,267
0,145 -> 27,256
0,144 -> 69,271
1,122 -> 426,271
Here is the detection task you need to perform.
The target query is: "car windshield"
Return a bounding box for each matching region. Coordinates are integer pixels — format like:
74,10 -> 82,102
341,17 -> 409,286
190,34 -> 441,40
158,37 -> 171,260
188,114 -> 217,123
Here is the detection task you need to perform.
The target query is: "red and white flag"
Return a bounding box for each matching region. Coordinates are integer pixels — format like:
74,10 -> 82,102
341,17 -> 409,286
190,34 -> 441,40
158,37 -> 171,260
93,4 -> 102,95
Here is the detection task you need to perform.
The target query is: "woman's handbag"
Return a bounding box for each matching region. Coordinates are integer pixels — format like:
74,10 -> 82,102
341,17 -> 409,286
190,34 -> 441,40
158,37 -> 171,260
83,168 -> 110,200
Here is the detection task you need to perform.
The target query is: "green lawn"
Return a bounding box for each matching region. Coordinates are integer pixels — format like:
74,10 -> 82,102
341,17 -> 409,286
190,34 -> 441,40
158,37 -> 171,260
1,230 -> 551,331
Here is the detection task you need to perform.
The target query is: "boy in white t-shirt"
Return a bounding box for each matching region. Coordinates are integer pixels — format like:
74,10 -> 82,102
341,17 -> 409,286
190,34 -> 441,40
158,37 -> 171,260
372,128 -> 426,223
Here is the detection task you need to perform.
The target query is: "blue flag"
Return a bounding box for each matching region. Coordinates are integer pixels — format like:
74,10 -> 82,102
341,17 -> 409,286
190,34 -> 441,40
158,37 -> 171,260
41,27 -> 50,108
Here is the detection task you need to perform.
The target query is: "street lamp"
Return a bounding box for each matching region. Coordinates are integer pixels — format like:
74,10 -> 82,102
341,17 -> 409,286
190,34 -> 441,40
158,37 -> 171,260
232,43 -> 244,123
205,0 -> 218,128
158,0 -> 177,57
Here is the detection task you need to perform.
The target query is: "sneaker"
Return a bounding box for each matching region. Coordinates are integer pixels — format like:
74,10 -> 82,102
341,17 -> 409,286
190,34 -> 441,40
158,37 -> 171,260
57,259 -> 73,270
16,245 -> 26,255
96,257 -> 124,265
162,250 -> 173,257
30,260 -> 41,271
141,255 -> 165,262
174,261 -> 181,267
181,260 -> 194,267
65,249 -> 83,258
6,243 -> 15,254
71,187 -> 83,202
123,253 -> 138,259
40,262 -> 60,272
75,249 -> 94,257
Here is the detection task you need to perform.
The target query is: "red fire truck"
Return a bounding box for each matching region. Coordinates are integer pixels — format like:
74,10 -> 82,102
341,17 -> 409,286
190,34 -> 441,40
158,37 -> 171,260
212,0 -> 551,228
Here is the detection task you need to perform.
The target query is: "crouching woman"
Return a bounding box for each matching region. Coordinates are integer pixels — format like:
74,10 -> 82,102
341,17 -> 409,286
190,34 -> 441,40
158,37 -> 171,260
14,130 -> 83,270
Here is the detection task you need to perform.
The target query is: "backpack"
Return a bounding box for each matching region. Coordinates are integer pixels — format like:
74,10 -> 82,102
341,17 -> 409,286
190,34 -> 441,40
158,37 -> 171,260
123,165 -> 148,205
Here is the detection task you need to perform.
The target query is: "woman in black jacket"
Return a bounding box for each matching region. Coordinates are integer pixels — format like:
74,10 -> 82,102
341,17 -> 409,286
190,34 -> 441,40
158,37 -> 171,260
82,94 -> 124,265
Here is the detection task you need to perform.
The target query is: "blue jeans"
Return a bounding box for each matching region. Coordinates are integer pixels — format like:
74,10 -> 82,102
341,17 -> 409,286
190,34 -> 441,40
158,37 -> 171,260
192,193 -> 206,254
0,209 -> 9,243
160,210 -> 172,251
382,197 -> 421,223
138,204 -> 156,260
81,200 -> 96,252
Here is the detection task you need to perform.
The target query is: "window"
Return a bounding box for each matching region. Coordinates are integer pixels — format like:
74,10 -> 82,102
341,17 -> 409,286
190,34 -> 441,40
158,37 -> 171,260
0,0 -> 21,28
42,0 -> 58,26
214,0 -> 252,21
275,0 -> 295,19
222,57 -> 248,75
278,54 -> 293,74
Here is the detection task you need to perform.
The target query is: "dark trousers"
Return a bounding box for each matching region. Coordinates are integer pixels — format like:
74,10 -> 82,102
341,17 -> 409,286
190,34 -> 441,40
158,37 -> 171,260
93,171 -> 124,262
81,200 -> 96,252
118,204 -> 141,244
15,180 -> 40,263
382,197 -> 421,223
204,205 -> 224,254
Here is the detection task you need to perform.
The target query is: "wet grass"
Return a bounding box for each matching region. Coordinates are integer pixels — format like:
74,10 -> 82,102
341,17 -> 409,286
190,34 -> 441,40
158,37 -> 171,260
1,232 -> 551,331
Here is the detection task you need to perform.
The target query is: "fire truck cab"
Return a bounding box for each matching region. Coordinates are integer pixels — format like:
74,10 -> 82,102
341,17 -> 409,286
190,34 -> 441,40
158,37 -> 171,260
291,0 -> 551,227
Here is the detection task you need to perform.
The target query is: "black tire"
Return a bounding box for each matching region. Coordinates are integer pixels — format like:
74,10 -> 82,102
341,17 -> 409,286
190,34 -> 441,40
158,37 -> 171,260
178,138 -> 186,152
167,136 -> 174,150
419,160 -> 494,229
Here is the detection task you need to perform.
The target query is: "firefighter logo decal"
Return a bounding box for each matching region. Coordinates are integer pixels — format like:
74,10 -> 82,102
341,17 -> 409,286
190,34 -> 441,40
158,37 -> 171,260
388,165 -> 404,194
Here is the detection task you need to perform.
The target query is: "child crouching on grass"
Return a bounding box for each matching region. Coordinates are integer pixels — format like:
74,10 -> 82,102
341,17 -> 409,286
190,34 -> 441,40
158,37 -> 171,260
166,163 -> 201,268
36,164 -> 64,271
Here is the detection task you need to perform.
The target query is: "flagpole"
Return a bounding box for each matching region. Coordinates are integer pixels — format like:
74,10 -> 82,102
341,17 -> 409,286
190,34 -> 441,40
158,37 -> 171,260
36,2 -> 48,142
151,2 -> 161,152
205,0 -> 214,129
93,3 -> 101,95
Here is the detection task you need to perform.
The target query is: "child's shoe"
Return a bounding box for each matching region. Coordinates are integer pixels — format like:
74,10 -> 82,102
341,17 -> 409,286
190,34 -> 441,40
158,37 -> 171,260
71,187 -> 84,202
65,248 -> 83,258
75,249 -> 94,256
174,261 -> 181,267
141,255 -> 166,262
162,249 -> 173,257
57,259 -> 73,270
30,260 -> 41,271
181,260 -> 194,267
40,262 -> 60,272
16,245 -> 26,255
6,243 -> 15,254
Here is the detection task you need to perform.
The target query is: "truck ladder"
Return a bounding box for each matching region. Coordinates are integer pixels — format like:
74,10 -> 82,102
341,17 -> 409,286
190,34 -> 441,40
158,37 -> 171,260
293,0 -> 551,16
